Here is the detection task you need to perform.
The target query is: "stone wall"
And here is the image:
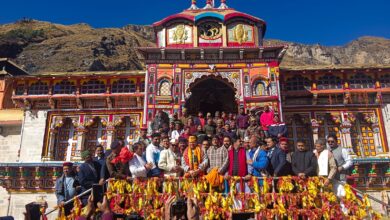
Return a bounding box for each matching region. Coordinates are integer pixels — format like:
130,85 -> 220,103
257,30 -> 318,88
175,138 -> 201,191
0,187 -> 58,219
0,125 -> 21,162
19,110 -> 48,162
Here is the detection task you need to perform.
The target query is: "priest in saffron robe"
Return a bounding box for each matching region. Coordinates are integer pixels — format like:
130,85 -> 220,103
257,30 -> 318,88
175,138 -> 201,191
182,136 -> 207,178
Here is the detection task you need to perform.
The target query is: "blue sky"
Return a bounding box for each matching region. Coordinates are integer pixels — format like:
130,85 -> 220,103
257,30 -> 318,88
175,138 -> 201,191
0,0 -> 389,46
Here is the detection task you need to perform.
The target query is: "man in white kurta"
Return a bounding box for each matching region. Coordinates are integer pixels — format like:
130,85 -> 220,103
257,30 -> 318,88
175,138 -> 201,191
129,143 -> 153,178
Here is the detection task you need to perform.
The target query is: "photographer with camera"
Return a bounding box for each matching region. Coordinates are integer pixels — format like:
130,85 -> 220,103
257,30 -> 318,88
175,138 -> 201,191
164,195 -> 200,220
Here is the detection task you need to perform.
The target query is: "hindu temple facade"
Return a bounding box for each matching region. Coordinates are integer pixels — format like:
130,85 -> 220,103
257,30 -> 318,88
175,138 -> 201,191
0,1 -> 390,218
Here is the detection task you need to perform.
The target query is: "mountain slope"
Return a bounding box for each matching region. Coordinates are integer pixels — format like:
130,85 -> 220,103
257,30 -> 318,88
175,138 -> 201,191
0,19 -> 389,73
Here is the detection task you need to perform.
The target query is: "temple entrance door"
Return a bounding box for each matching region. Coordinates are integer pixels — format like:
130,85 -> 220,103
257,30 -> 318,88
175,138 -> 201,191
185,78 -> 237,115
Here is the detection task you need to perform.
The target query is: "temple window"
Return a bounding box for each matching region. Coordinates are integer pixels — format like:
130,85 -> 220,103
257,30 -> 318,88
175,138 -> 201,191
15,84 -> 25,95
81,79 -> 106,94
252,80 -> 268,96
380,74 -> 390,88
286,114 -> 313,150
115,117 -> 136,146
28,81 -> 49,95
317,114 -> 342,145
317,75 -> 342,90
351,113 -> 376,157
112,79 -> 136,93
285,75 -> 311,91
349,73 -> 374,89
85,117 -> 107,152
157,79 -> 172,96
54,118 -> 76,161
53,80 -> 76,95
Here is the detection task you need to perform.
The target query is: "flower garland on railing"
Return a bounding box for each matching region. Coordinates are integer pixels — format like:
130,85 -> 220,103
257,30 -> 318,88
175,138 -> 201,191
60,176 -> 382,220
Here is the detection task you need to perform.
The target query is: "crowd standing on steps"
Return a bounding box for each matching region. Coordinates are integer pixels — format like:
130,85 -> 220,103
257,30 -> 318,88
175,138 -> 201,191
55,106 -> 353,219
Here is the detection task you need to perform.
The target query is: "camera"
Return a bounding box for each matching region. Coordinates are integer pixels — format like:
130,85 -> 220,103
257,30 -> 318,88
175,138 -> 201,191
170,198 -> 187,219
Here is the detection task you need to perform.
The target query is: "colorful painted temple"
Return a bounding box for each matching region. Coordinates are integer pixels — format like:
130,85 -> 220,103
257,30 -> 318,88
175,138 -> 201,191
0,0 -> 390,218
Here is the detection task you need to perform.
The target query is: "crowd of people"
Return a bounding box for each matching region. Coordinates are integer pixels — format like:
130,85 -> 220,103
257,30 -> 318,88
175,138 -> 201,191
55,106 -> 353,219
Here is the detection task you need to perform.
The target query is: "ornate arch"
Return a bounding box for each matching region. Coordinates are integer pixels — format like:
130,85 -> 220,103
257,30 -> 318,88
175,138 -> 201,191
184,71 -> 240,99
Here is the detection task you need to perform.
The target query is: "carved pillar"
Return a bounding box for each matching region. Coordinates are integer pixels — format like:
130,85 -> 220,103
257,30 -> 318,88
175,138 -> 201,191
341,113 -> 353,151
311,119 -> 320,143
43,116 -> 64,161
106,115 -> 115,150
73,126 -> 86,161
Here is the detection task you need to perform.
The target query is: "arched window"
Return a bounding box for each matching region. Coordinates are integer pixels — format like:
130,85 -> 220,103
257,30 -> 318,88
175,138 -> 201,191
349,73 -> 374,89
112,79 -> 136,93
15,84 -> 25,95
53,80 -> 76,95
285,75 -> 311,91
81,80 -> 106,94
252,80 -> 268,96
317,75 -> 342,90
380,74 -> 390,88
28,81 -> 49,95
158,79 -> 172,96
140,81 -> 145,92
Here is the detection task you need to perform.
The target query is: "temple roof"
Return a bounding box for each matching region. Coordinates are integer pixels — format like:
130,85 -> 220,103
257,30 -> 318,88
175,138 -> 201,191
153,8 -> 266,27
15,70 -> 145,78
0,58 -> 30,76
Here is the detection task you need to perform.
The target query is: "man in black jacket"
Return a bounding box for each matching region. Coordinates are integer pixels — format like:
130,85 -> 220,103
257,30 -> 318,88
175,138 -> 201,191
265,137 -> 286,177
291,141 -> 317,178
78,150 -> 101,205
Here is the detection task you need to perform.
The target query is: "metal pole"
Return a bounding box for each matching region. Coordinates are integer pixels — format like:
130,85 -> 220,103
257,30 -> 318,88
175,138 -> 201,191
44,188 -> 92,216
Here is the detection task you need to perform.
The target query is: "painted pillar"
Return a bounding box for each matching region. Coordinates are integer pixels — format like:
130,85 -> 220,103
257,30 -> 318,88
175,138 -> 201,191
341,112 -> 353,152
72,115 -> 86,161
106,115 -> 115,150
311,118 -> 320,143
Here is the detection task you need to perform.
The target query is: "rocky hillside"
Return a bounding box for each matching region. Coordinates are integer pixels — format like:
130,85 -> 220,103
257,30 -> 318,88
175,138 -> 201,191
0,19 -> 389,73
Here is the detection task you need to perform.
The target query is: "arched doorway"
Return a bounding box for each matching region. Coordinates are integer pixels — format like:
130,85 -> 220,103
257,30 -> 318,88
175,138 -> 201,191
185,77 -> 237,115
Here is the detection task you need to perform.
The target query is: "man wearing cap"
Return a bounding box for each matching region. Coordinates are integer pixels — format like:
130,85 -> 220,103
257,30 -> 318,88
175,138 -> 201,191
146,133 -> 163,177
106,140 -> 129,179
245,116 -> 261,139
135,127 -> 150,146
78,150 -> 101,205
236,107 -> 249,140
182,136 -> 207,178
55,162 -> 79,216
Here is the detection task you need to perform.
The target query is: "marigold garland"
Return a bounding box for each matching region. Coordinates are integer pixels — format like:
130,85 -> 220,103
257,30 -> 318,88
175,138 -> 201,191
60,177 -> 382,220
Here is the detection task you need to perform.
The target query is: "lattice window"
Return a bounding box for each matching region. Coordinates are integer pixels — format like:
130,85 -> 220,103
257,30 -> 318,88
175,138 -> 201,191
81,80 -> 106,94
158,79 -> 172,96
115,117 -> 136,145
15,84 -> 25,95
285,75 -> 311,91
253,80 -> 268,96
351,115 -> 376,157
317,115 -> 342,145
380,74 -> 390,88
85,118 -> 107,152
286,114 -> 313,150
53,80 -> 76,95
317,75 -> 342,90
112,79 -> 136,93
54,118 -> 76,161
349,73 -> 374,89
28,81 -> 49,95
